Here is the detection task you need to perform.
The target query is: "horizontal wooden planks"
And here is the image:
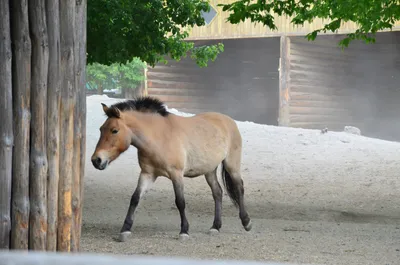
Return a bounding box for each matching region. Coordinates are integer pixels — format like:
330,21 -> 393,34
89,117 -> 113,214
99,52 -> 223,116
147,37 -> 281,125
288,32 -> 400,140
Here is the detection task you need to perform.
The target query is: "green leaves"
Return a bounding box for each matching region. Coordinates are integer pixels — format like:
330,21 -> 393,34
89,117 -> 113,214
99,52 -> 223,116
190,43 -> 225,67
87,0 -> 224,68
219,0 -> 400,48
86,58 -> 146,92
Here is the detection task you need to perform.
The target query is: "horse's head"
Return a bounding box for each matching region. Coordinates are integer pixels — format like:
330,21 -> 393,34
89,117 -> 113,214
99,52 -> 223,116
91,103 -> 132,170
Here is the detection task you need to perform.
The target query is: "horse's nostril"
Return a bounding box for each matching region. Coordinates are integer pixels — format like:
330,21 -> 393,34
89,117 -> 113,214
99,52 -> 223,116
92,157 -> 102,167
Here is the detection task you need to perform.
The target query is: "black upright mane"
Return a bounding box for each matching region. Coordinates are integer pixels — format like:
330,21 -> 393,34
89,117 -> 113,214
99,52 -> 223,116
105,96 -> 170,118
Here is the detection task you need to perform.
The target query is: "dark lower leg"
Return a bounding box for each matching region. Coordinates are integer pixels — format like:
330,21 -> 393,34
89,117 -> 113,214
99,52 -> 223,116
212,198 -> 222,230
205,172 -> 222,231
235,179 -> 251,228
120,189 -> 140,232
120,173 -> 154,233
173,180 -> 189,235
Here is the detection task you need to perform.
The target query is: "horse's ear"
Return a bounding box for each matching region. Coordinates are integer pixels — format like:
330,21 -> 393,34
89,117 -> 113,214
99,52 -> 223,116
112,107 -> 121,118
102,103 -> 121,118
101,103 -> 109,114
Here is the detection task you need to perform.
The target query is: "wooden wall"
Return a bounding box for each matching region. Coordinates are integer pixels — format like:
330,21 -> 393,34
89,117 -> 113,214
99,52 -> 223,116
147,37 -> 280,125
281,31 -> 400,141
186,0 -> 400,40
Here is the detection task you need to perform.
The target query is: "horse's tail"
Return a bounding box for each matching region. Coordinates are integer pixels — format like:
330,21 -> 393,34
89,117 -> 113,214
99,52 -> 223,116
221,162 -> 240,208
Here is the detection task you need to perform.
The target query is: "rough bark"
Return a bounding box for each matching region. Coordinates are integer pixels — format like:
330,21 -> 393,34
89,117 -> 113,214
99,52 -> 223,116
28,0 -> 49,251
71,0 -> 86,251
45,0 -> 61,251
78,0 -> 87,251
0,0 -> 13,250
58,0 -> 76,252
10,0 -> 32,250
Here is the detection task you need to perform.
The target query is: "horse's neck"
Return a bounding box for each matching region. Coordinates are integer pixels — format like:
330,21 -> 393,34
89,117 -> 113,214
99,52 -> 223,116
127,113 -> 167,152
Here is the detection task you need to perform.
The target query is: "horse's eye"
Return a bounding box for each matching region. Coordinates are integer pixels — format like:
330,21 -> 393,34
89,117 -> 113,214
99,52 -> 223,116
111,129 -> 119,134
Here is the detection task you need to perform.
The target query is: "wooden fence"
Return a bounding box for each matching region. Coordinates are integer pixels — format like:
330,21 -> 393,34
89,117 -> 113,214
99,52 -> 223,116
0,0 -> 86,251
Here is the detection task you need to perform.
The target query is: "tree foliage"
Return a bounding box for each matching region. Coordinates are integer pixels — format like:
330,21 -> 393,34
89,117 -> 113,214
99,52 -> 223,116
112,57 -> 146,91
86,62 -> 112,92
86,58 -> 146,93
219,0 -> 400,47
87,0 -> 224,67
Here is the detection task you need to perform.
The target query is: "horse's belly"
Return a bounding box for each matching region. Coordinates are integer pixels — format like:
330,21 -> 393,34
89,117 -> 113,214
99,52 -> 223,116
184,150 -> 225,178
184,167 -> 213,178
184,166 -> 216,178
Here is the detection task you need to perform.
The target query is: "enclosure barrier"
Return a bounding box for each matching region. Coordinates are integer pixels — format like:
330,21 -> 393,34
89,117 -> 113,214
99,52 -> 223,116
0,251 -> 312,265
0,0 -> 86,251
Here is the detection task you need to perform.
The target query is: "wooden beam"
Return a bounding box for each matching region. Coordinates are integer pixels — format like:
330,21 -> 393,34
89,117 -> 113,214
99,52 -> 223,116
77,0 -> 87,250
58,0 -> 76,252
45,0 -> 61,252
28,0 -> 50,251
71,0 -> 86,251
10,0 -> 32,250
278,36 -> 291,127
143,66 -> 148,96
0,0 -> 13,250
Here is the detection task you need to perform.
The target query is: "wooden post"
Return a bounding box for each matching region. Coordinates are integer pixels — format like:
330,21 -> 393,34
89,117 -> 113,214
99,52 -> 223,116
77,0 -> 87,250
143,66 -> 148,96
71,0 -> 86,251
10,0 -> 32,250
58,0 -> 76,252
278,36 -> 291,127
45,0 -> 61,251
28,0 -> 49,251
0,0 -> 13,250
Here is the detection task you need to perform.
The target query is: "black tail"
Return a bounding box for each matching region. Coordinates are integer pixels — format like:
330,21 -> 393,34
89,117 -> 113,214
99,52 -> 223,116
221,163 -> 241,208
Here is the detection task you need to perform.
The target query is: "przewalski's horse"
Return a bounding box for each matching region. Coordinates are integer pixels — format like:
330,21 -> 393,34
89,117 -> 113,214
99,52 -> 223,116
91,96 -> 252,241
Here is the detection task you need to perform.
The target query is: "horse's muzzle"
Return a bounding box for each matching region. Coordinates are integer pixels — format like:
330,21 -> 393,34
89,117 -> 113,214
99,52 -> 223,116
91,156 -> 108,170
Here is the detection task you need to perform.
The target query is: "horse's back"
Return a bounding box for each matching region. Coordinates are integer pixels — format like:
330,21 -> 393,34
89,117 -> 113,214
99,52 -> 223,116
169,112 -> 242,177
189,110 -> 241,138
195,111 -> 241,142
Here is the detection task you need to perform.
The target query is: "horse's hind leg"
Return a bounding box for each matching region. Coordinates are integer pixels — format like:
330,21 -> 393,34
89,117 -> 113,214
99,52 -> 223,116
119,171 -> 156,242
221,158 -> 252,231
205,168 -> 223,233
171,171 -> 190,240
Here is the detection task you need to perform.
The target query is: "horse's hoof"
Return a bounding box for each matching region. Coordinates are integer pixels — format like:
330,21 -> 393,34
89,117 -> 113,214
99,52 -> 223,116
244,220 -> 252,231
179,233 -> 189,241
119,231 -> 132,242
208,228 -> 219,235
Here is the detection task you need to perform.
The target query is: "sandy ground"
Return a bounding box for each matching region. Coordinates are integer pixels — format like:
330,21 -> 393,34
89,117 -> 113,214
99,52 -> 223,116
81,95 -> 400,265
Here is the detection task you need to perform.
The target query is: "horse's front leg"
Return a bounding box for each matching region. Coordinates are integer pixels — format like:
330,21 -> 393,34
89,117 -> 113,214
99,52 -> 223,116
171,171 -> 189,240
119,171 -> 156,242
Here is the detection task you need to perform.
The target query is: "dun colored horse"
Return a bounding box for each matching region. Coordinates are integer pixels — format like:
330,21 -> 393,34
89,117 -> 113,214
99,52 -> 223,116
91,96 -> 252,242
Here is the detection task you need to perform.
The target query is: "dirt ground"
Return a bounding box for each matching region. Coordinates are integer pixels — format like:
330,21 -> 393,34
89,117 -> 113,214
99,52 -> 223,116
81,96 -> 400,265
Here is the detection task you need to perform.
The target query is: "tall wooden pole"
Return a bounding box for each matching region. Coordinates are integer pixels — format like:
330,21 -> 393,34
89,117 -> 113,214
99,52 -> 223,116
45,0 -> 61,251
78,0 -> 87,251
278,36 -> 291,127
0,0 -> 14,250
28,0 -> 50,251
10,0 -> 32,250
70,0 -> 87,251
58,0 -> 76,252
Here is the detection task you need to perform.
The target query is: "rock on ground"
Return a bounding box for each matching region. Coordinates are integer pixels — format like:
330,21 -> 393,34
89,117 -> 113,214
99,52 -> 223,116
344,126 -> 362,136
